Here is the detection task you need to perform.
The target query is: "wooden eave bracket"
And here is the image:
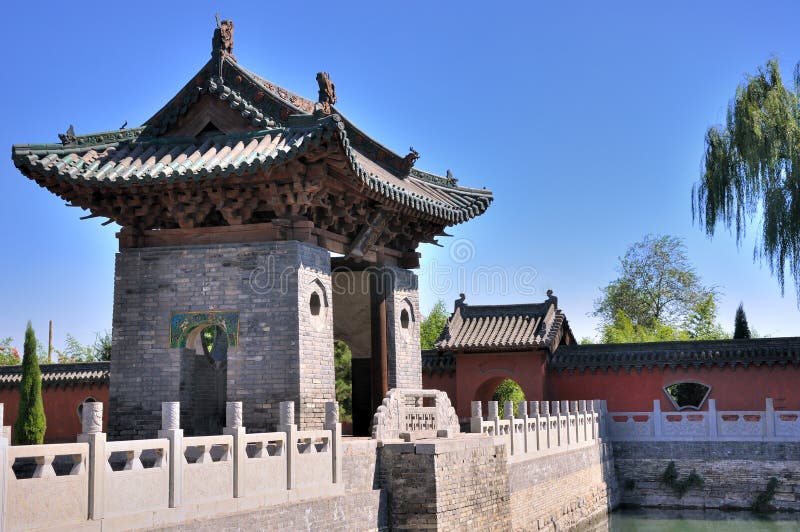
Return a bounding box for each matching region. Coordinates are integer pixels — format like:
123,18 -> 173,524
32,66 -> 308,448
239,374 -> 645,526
347,209 -> 389,260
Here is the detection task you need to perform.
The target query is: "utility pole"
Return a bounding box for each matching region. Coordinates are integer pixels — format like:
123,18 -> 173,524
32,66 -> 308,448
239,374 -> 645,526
48,320 -> 53,363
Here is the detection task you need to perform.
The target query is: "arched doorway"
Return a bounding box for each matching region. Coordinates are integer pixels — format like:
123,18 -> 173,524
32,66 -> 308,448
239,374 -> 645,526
180,323 -> 229,435
474,377 -> 526,418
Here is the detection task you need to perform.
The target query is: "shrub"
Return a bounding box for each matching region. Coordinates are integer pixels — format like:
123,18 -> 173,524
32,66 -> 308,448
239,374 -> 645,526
493,379 -> 525,418
752,477 -> 779,513
13,322 -> 47,444
661,461 -> 704,498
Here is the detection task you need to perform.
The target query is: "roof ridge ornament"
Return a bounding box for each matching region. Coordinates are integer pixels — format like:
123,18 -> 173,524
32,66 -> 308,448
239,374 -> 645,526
315,72 -> 337,115
546,289 -> 558,309
212,14 -> 235,64
58,124 -> 76,145
401,147 -> 420,174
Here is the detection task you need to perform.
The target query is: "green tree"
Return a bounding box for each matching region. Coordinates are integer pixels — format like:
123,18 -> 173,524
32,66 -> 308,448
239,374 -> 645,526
734,303 -> 752,339
0,337 -> 19,365
492,379 -> 525,418
684,294 -> 729,340
693,58 -> 800,306
13,322 -> 46,444
594,235 -> 716,329
595,235 -> 727,343
420,300 -> 449,350
57,331 -> 112,363
601,310 -> 688,344
334,340 -> 352,422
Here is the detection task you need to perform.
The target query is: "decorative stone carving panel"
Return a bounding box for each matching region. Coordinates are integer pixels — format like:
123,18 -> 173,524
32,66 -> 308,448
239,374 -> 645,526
371,389 -> 459,440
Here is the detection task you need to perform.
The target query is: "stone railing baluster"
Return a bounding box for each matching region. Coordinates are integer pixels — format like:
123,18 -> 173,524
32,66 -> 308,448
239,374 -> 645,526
224,401 -> 246,499
78,401 -> 105,520
158,401 -> 183,508
324,401 -> 342,485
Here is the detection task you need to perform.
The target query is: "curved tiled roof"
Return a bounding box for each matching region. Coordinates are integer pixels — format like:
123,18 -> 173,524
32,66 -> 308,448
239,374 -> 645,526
12,126 -> 319,185
549,337 -> 800,371
0,362 -> 109,389
12,113 -> 491,226
434,295 -> 573,352
11,51 -> 492,228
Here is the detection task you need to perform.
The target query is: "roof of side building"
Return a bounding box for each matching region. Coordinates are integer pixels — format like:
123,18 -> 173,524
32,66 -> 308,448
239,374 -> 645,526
433,291 -> 575,353
0,361 -> 110,389
549,337 -> 800,371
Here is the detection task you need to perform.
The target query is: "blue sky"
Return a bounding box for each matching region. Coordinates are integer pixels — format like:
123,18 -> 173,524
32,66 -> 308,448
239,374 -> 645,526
2,1 -> 800,350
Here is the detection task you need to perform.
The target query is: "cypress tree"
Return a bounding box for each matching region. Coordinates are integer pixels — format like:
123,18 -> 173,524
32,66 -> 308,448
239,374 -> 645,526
13,322 -> 46,444
733,303 -> 751,340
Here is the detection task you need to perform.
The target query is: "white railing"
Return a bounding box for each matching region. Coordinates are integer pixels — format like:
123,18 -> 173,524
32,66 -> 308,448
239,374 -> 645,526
182,435 -> 234,505
607,398 -> 800,441
241,432 -> 287,505
0,399 -> 343,530
469,399 -> 602,461
2,442 -> 89,531
104,438 -> 170,517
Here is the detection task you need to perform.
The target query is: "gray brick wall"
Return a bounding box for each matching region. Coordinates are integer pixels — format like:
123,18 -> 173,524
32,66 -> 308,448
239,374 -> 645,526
155,490 -> 388,532
382,266 -> 422,389
379,439 -> 511,531
296,256 -> 335,429
342,439 -> 380,493
613,441 -> 800,511
110,240 -> 335,438
509,443 -> 617,531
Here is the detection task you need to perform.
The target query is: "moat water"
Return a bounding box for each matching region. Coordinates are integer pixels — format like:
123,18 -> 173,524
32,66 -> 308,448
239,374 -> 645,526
605,508 -> 800,531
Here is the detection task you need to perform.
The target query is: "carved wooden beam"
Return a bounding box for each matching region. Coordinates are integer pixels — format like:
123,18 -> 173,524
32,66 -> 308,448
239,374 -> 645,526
348,209 -> 389,259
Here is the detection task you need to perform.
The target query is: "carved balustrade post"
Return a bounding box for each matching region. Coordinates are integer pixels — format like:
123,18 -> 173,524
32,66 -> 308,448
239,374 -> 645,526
77,401 -> 105,520
223,401 -> 246,498
707,399 -> 718,439
766,398 -> 776,438
279,401 -> 297,490
504,401 -> 515,421
578,400 -> 588,442
529,401 -> 541,452
324,401 -> 342,485
653,399 -> 663,439
504,401 -> 516,454
488,400 -> 500,435
517,401 -> 529,453
570,401 -> 579,443
561,401 -> 572,446
158,401 -> 183,508
470,401 -> 484,434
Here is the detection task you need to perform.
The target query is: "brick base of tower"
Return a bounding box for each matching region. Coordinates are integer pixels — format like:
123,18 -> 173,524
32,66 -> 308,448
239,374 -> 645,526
109,240 -> 335,438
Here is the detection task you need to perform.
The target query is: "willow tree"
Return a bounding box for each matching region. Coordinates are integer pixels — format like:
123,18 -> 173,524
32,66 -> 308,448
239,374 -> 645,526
693,58 -> 800,306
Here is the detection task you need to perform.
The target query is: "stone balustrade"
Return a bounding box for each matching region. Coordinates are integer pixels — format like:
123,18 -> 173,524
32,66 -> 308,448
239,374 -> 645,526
104,438 -> 170,518
469,399 -> 603,461
182,434 -> 234,508
607,398 -> 800,441
2,442 -> 90,530
0,400 -> 342,531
